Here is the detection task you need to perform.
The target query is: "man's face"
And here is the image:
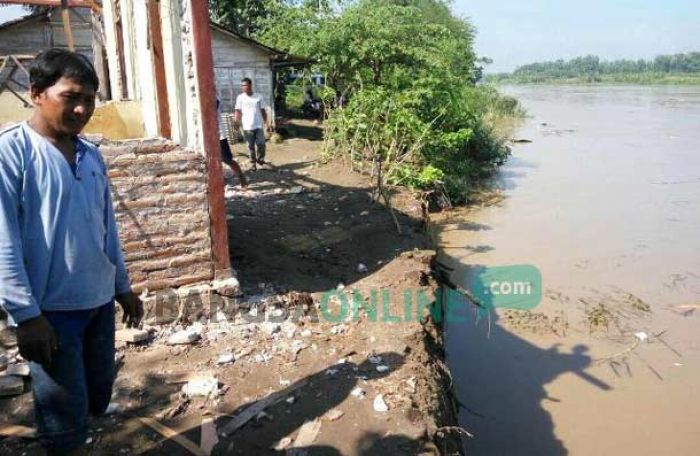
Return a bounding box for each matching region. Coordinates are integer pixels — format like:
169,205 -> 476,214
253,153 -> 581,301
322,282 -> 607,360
241,81 -> 252,95
31,76 -> 96,136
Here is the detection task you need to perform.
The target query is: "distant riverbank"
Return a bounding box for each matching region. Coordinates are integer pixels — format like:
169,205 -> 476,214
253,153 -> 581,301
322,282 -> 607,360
486,73 -> 700,85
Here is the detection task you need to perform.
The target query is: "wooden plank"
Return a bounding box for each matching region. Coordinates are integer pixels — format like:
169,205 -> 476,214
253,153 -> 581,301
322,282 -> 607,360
219,379 -> 309,436
60,1 -> 76,52
9,56 -> 29,77
0,425 -> 37,439
137,417 -> 207,456
0,58 -> 9,80
199,417 -> 218,455
147,0 -> 171,138
291,419 -> 322,448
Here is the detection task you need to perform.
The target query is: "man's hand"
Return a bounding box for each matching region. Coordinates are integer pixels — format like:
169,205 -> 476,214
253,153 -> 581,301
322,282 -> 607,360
17,316 -> 58,369
116,291 -> 144,328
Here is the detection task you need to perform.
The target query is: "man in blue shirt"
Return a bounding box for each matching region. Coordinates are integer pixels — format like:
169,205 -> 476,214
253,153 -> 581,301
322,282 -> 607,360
0,49 -> 143,455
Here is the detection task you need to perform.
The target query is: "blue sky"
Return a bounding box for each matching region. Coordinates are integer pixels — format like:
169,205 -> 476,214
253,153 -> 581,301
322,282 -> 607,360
453,0 -> 700,72
0,5 -> 25,23
2,2 -> 698,73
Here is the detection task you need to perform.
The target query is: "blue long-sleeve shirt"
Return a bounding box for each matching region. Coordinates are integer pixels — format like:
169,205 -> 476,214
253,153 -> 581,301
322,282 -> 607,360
0,122 -> 131,324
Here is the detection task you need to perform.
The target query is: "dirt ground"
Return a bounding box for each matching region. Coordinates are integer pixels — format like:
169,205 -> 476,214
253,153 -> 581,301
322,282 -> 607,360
0,121 -> 461,455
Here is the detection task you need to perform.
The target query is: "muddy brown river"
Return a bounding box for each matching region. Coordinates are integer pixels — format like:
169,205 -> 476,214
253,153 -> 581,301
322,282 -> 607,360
439,85 -> 700,455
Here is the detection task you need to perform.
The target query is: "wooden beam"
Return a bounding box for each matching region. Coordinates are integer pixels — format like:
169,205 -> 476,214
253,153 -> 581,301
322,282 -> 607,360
189,0 -> 232,276
147,0 -> 171,138
1,0 -> 99,8
60,0 -> 76,52
9,56 -> 29,77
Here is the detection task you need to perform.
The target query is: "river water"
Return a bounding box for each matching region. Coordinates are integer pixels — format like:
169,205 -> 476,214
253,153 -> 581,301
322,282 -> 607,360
438,85 -> 700,455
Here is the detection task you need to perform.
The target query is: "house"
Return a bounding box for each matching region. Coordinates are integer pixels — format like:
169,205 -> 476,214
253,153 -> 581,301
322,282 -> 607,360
0,7 -> 307,131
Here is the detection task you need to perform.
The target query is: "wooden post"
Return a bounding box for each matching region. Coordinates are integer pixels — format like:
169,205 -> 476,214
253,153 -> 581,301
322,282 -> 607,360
147,0 -> 171,138
60,0 -> 75,51
189,0 -> 231,276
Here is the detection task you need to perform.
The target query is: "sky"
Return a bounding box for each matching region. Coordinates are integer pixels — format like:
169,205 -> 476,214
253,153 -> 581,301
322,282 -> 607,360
452,0 -> 700,72
2,2 -> 699,73
0,5 -> 28,25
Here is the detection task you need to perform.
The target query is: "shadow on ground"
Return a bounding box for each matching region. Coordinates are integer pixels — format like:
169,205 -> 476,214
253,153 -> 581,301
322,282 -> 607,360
225,123 -> 430,295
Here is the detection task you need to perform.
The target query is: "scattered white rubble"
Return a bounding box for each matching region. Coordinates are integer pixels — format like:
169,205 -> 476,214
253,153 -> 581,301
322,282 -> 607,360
289,340 -> 307,355
115,328 -> 150,343
357,263 -> 368,273
326,409 -> 344,421
253,353 -> 273,363
351,387 -> 366,399
406,377 -> 417,394
273,437 -> 293,451
216,353 -> 235,365
105,402 -> 125,415
325,368 -> 340,376
286,396 -> 296,405
330,325 -> 348,335
234,347 -> 254,359
182,377 -> 219,398
213,310 -> 229,323
167,328 -> 201,345
268,308 -> 286,319
373,394 -> 389,412
281,321 -> 297,339
634,331 -> 649,342
262,322 -> 282,336
5,363 -> 30,377
376,365 -> 390,373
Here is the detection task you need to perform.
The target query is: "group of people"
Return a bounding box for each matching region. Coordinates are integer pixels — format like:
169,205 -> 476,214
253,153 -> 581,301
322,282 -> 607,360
0,49 -> 270,455
218,76 -> 272,188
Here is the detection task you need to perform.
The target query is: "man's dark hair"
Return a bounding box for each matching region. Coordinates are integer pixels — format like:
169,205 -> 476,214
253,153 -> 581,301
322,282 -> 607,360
242,77 -> 252,85
30,49 -> 99,93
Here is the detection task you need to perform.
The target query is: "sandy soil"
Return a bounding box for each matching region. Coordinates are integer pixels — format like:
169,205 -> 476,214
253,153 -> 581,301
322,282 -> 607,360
0,121 -> 461,456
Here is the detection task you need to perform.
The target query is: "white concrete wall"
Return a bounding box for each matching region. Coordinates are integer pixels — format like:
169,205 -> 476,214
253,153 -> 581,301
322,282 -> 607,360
131,0 -> 158,137
161,0 -> 188,145
178,0 -> 203,150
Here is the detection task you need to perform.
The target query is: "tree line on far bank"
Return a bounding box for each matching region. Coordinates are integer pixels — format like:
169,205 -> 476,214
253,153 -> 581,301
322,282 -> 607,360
208,0 -> 523,205
489,52 -> 700,84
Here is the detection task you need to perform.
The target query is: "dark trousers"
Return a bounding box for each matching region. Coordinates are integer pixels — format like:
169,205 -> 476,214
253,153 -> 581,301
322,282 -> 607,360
244,128 -> 266,162
30,302 -> 116,451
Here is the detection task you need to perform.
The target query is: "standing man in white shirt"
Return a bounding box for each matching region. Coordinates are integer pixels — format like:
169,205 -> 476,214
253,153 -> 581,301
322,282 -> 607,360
234,78 -> 270,170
